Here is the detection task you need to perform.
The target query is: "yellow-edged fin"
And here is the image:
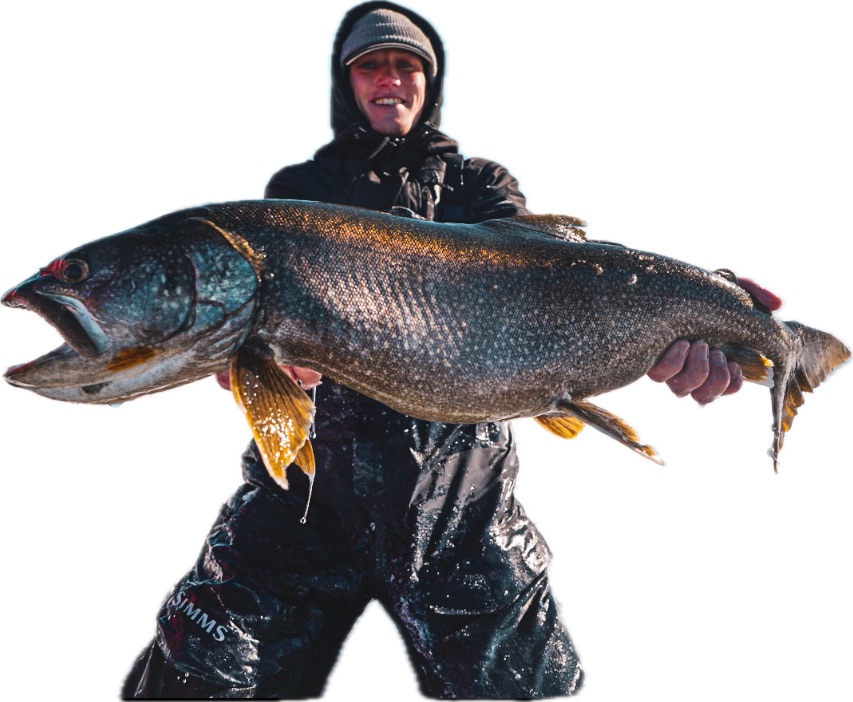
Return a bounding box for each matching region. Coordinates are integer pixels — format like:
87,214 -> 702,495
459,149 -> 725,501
556,399 -> 663,465
229,345 -> 315,492
720,345 -> 774,386
534,413 -> 586,439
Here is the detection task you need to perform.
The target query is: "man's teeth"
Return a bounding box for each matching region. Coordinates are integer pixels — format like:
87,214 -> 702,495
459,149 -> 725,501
374,98 -> 404,105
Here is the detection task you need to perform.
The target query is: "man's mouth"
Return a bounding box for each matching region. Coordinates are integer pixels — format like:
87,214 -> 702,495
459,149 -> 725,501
372,97 -> 406,106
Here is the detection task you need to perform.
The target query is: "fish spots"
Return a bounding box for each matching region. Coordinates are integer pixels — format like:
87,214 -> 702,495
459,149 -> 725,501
570,260 -> 605,276
627,274 -> 638,285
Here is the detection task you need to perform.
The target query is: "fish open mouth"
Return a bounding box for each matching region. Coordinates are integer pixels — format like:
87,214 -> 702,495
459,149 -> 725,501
2,285 -> 102,375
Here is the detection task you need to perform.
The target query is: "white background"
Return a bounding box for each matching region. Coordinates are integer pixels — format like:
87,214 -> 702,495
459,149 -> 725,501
1,1 -> 851,700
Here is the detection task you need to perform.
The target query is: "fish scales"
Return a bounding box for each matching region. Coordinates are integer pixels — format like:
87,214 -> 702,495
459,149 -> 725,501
3,199 -> 849,480
206,203 -> 764,419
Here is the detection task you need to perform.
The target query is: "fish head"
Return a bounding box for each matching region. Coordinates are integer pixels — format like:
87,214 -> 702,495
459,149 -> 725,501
3,215 -> 259,404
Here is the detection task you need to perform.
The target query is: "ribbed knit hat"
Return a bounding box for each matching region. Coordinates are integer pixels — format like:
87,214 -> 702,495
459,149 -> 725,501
340,8 -> 437,76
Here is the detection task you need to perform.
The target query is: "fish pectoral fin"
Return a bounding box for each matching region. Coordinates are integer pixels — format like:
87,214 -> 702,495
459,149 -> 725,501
534,413 -> 586,439
230,345 -> 316,491
555,400 -> 664,465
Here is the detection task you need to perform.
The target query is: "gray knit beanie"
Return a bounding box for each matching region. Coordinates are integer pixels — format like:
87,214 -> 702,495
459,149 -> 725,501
341,8 -> 438,76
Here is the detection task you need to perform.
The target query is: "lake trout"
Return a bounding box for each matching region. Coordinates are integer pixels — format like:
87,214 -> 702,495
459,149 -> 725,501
3,200 -> 849,494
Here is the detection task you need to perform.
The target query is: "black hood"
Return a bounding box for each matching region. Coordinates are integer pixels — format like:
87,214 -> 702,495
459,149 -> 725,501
330,1 -> 446,138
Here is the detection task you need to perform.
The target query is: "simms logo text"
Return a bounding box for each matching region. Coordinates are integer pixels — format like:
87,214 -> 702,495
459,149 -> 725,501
171,590 -> 228,642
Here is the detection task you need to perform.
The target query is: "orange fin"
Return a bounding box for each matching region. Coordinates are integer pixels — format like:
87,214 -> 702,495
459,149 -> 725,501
230,345 -> 315,493
554,399 -> 663,465
720,345 -> 774,386
534,413 -> 585,439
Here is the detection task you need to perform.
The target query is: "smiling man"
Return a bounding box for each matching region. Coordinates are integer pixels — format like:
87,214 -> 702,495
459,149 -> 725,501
122,3 -> 769,699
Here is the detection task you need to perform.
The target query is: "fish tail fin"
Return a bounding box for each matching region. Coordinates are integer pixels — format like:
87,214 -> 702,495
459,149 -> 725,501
536,400 -> 663,465
770,322 -> 850,470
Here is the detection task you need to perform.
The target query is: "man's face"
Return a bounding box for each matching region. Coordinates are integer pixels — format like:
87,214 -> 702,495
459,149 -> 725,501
349,48 -> 427,137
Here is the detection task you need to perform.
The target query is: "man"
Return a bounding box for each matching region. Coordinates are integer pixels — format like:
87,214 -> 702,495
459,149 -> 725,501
123,3 -> 779,698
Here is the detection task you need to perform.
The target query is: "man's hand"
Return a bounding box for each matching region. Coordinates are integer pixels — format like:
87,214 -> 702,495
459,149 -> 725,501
647,277 -> 782,404
216,366 -> 322,391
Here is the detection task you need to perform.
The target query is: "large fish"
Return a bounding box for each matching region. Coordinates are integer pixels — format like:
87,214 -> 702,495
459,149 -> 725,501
3,200 -> 849,495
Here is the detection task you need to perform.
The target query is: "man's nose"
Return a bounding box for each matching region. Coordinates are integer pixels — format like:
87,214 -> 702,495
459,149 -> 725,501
376,66 -> 401,86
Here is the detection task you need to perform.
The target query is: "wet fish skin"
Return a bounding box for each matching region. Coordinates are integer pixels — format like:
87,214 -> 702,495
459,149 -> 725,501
2,199 -> 849,478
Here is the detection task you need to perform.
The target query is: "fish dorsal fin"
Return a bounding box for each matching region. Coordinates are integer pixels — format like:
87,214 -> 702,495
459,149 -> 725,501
535,413 -> 586,439
548,399 -> 664,465
230,345 -> 316,516
507,214 -> 588,242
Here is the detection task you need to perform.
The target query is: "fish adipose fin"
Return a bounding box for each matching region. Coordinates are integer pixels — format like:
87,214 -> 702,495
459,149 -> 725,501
230,345 -> 316,501
769,322 -> 851,471
540,400 -> 663,465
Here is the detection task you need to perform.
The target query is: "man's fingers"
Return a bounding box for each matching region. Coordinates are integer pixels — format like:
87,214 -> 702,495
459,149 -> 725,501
647,339 -> 691,382
690,349 -> 731,404
738,277 -> 783,312
665,340 -> 710,397
722,361 -> 744,396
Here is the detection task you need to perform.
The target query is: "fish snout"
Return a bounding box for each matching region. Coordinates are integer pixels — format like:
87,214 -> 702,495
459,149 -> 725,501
2,285 -> 26,308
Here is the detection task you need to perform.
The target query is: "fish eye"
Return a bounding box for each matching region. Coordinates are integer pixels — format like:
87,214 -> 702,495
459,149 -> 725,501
55,258 -> 90,283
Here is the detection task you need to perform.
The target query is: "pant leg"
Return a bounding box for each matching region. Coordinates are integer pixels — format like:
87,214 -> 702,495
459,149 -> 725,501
122,470 -> 372,699
387,422 -> 583,698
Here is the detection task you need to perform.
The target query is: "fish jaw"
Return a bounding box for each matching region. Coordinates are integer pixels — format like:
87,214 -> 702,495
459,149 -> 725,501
4,340 -> 218,404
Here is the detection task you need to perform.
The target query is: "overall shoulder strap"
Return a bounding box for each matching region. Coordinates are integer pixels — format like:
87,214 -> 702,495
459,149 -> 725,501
437,152 -> 467,222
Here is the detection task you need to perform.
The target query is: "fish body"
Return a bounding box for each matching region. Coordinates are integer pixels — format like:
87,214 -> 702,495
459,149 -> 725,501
3,200 -> 849,483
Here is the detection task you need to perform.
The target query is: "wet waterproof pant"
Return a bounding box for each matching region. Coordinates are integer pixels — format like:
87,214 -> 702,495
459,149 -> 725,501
122,384 -> 583,699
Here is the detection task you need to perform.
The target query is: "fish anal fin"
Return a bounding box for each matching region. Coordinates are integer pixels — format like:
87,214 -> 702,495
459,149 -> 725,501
230,345 -> 315,492
720,344 -> 774,386
535,413 -> 585,439
556,399 -> 663,465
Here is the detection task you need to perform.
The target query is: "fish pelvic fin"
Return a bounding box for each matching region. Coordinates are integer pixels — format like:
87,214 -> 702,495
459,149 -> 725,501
230,345 -> 316,494
547,400 -> 664,465
769,322 -> 851,470
535,413 -> 585,439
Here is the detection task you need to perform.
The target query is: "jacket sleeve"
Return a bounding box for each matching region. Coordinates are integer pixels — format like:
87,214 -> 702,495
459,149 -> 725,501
461,158 -> 531,223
